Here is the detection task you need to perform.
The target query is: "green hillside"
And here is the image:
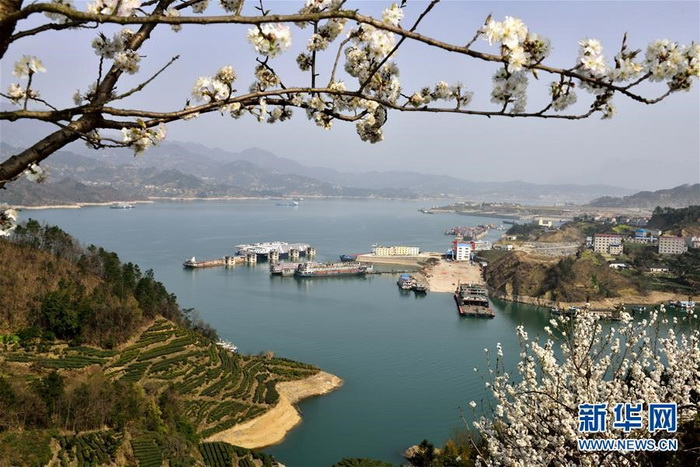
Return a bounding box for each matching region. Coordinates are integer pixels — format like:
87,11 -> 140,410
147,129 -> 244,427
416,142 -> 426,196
0,222 -> 317,466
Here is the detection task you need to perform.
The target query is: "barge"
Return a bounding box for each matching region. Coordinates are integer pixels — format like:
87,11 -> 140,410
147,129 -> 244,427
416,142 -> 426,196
295,261 -> 373,277
454,284 -> 494,318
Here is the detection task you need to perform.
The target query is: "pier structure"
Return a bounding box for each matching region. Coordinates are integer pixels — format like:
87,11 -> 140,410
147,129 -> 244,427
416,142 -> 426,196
235,241 -> 313,261
269,250 -> 280,263
245,253 -> 257,264
306,247 -> 316,257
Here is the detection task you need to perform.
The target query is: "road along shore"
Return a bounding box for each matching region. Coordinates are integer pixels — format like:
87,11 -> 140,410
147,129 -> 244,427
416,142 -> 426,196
205,371 -> 343,449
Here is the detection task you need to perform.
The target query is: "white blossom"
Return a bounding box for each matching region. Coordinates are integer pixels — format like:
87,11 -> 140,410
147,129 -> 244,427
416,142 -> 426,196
121,123 -> 167,155
248,23 -> 292,58
114,50 -> 140,74
382,3 -> 404,27
578,38 -> 608,77
165,9 -> 182,33
13,56 -> 46,78
86,0 -> 141,16
44,0 -> 74,23
191,0 -> 208,13
220,0 -> 241,13
0,205 -> 18,237
24,163 -> 47,183
473,310 -> 699,465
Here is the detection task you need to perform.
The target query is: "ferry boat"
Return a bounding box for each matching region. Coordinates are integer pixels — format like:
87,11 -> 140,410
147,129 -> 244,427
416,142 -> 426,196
454,284 -> 494,318
294,261 -> 372,277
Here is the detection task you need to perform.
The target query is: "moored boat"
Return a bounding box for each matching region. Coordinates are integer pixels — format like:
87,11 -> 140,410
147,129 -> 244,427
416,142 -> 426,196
183,257 -> 224,268
454,284 -> 494,318
295,261 -> 372,277
110,203 -> 135,209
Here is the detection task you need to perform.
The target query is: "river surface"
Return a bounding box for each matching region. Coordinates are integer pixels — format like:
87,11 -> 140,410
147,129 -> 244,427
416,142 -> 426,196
26,199 -> 567,465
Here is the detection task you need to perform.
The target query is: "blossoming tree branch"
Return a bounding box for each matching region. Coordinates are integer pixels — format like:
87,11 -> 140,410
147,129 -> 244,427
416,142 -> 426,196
0,0 -> 698,233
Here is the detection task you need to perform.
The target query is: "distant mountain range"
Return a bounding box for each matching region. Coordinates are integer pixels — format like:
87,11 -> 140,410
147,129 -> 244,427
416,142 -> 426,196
0,140 -> 641,206
587,184 -> 700,209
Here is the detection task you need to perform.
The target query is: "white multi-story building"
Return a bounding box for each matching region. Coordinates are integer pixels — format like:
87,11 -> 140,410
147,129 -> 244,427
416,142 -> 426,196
372,245 -> 420,256
658,236 -> 688,255
453,241 -> 471,261
593,234 -> 623,254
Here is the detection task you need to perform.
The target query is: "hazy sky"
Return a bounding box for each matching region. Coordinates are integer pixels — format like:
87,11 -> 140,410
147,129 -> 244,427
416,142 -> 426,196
1,1 -> 699,190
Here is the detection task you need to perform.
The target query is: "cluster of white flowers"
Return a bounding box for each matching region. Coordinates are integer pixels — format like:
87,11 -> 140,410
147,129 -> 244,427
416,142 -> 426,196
23,163 -> 47,183
5,56 -> 46,106
381,3 -> 403,27
247,24 -> 292,58
408,81 -> 473,109
549,81 -> 577,111
165,9 -> 182,33
610,49 -> 643,83
91,29 -> 135,59
481,17 -> 551,73
86,0 -> 141,16
252,65 -> 280,91
644,40 -> 700,91
114,49 -> 141,74
0,205 -> 18,237
13,55 -> 46,78
191,0 -> 208,14
472,309 -> 699,465
307,19 -> 346,52
491,69 -> 528,113
44,0 -> 75,23
578,38 -> 608,77
191,66 -> 236,103
121,123 -> 167,155
220,0 -> 241,13
299,0 -> 342,15
5,83 -> 39,106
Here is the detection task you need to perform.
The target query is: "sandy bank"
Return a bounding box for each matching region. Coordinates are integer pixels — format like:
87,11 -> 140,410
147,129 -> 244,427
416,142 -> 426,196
421,260 -> 484,293
205,371 -> 343,449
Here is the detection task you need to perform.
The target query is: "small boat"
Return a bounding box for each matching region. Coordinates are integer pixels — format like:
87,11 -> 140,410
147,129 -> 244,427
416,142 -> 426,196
110,203 -> 135,209
340,254 -> 358,262
276,201 -> 299,206
412,282 -> 428,294
397,273 -> 415,290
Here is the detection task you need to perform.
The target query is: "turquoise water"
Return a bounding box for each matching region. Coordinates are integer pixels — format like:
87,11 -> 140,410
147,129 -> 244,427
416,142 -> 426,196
27,199 -> 558,465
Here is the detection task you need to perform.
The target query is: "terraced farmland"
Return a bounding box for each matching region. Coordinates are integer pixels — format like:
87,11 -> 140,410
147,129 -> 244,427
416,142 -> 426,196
55,431 -> 122,466
1,318 -> 320,457
103,319 -> 319,437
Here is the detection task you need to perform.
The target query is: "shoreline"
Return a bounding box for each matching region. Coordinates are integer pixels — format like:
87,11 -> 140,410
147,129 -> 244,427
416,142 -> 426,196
12,200 -> 155,210
204,370 -> 343,449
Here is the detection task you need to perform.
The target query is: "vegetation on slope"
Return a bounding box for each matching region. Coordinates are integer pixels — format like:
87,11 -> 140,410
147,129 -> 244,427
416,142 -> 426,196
0,222 -> 318,465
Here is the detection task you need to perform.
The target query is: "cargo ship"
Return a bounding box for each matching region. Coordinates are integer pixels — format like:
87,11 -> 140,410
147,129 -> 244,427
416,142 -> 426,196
295,261 -> 373,277
454,284 -> 494,318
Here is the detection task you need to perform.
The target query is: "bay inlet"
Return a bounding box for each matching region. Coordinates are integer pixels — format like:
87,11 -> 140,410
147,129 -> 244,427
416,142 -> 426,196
28,198 -> 561,465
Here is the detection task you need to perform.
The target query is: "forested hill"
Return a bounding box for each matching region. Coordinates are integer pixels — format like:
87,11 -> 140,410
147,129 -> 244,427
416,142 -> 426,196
587,183 -> 700,209
0,223 -> 318,466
